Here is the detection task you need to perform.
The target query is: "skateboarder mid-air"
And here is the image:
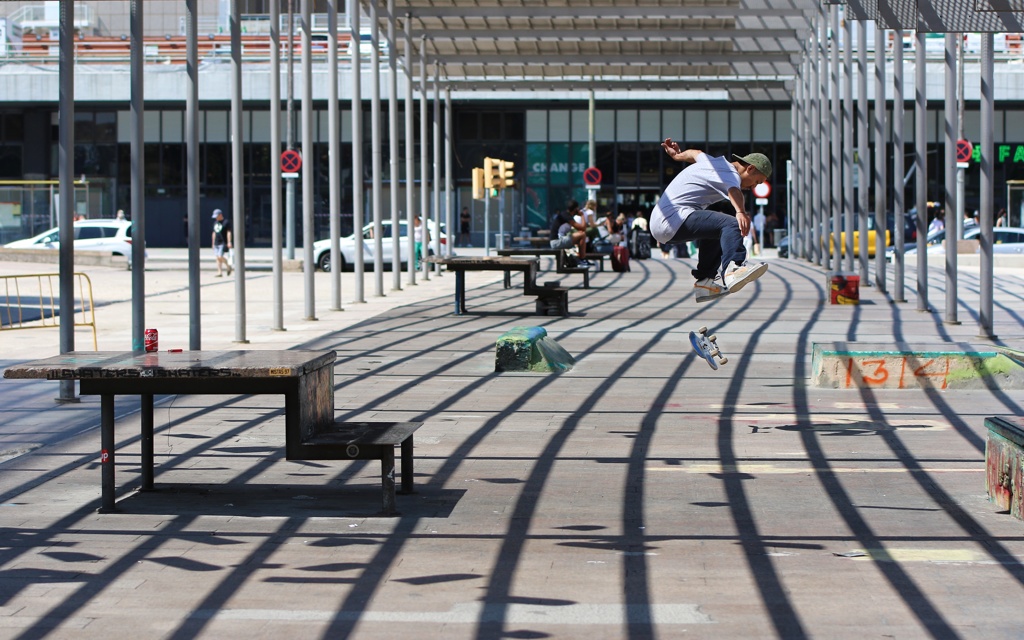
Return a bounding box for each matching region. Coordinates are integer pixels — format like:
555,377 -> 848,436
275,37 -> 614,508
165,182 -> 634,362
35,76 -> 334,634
650,139 -> 771,302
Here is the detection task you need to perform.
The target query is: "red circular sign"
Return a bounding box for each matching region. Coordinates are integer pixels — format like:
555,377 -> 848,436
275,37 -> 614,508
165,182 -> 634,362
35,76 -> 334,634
583,166 -> 602,186
281,149 -> 302,173
753,182 -> 772,198
956,139 -> 973,164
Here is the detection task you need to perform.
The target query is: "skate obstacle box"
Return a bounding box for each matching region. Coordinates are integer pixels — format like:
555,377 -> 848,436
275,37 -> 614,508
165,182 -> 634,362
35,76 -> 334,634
495,326 -> 575,373
985,416 -> 1024,521
827,272 -> 860,305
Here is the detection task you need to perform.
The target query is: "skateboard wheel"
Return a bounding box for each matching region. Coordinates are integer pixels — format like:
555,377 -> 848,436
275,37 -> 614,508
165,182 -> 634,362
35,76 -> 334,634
698,326 -> 707,334
708,334 -> 716,342
719,357 -> 729,365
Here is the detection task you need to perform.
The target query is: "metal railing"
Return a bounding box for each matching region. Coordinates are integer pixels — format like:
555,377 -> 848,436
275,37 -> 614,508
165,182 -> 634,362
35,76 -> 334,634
0,272 -> 98,350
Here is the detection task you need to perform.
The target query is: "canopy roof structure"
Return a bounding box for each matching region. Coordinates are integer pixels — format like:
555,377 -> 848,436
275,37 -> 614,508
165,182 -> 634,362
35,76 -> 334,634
378,0 -> 816,100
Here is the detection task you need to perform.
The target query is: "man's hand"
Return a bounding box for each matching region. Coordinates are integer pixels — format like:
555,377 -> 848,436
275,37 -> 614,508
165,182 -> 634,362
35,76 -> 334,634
662,138 -> 682,158
736,211 -> 752,237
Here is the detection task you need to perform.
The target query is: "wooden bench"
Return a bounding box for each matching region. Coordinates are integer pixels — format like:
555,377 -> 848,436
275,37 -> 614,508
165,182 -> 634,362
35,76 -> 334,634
497,248 -> 603,288
2,350 -> 420,515
427,255 -> 569,316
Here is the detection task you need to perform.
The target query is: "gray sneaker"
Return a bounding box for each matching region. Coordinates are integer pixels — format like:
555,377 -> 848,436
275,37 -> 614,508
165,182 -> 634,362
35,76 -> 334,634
725,261 -> 768,293
694,277 -> 729,303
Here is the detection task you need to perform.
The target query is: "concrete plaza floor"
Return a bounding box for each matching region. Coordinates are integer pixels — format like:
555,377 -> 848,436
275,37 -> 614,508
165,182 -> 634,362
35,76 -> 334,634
1,248 -> 1023,639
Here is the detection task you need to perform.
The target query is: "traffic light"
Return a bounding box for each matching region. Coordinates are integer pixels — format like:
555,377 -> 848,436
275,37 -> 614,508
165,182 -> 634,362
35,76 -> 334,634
484,157 -> 502,191
500,160 -> 515,189
472,167 -> 485,200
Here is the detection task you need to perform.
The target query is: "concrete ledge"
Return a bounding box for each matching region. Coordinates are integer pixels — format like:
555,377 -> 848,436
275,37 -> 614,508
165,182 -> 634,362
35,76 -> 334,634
495,326 -> 575,373
812,342 -> 1024,390
0,248 -> 123,268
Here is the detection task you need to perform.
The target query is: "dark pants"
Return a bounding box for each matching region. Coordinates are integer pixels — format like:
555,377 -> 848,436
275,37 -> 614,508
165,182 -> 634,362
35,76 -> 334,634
664,209 -> 746,281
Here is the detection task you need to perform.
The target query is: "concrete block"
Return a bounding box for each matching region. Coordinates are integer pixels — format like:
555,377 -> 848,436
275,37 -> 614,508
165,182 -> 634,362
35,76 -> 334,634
495,326 -> 575,373
812,342 -> 1024,390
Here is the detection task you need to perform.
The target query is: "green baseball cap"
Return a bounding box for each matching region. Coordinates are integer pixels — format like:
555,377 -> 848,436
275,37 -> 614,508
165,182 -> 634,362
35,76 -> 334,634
733,153 -> 773,180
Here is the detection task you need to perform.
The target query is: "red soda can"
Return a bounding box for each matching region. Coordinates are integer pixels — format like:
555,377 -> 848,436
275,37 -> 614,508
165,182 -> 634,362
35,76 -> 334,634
144,328 -> 159,352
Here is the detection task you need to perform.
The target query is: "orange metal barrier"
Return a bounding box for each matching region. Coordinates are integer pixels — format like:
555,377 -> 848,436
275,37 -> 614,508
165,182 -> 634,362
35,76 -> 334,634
0,273 -> 98,350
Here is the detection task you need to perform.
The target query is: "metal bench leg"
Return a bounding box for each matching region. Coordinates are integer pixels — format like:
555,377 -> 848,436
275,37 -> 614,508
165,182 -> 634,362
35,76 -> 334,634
504,269 -> 511,289
141,393 -> 154,491
583,270 -> 590,288
399,435 -> 415,494
455,270 -> 466,314
99,394 -> 117,513
381,447 -> 397,515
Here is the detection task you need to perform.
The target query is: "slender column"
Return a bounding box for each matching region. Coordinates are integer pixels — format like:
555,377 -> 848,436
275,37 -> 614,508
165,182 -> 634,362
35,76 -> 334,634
350,0 -> 365,302
370,0 -> 385,296
301,0 -> 316,320
432,68 -> 441,274
186,0 -> 202,346
858,21 -> 869,281
915,30 -> 929,311
286,2 -> 295,259
131,0 -> 145,350
944,34 -> 958,324
842,14 -> 854,273
830,5 -> 841,275
979,33 -> 996,338
231,0 -> 248,342
809,16 -> 820,265
58,0 -> 75,402
445,88 -> 453,257
873,23 -> 887,292
388,0 -> 402,288
327,0 -> 341,310
270,0 -> 284,328
405,15 -> 416,285
818,8 -> 828,268
892,30 -> 906,302
801,54 -> 811,260
420,41 -> 429,280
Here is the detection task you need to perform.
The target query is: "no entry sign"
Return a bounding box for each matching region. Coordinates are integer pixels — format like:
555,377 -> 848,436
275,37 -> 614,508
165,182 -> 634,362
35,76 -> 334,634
281,149 -> 302,174
753,182 -> 772,199
583,166 -> 602,186
956,139 -> 973,164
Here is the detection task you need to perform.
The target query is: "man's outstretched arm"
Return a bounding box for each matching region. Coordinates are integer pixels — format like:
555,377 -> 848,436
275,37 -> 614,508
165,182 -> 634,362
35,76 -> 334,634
662,138 -> 703,164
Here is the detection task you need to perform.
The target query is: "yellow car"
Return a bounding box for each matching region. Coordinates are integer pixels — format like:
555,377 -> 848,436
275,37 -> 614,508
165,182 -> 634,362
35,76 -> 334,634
826,216 -> 891,258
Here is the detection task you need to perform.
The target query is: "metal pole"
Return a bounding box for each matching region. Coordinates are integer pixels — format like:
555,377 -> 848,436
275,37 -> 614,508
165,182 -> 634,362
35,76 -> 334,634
419,40 -> 429,280
58,0 -> 75,402
270,0 -> 284,329
301,0 -> 316,320
445,87 -> 453,258
893,29 -> 906,303
830,5 -> 841,275
979,33 -> 996,339
809,30 -> 819,264
387,0 -> 401,289
801,53 -> 810,260
588,90 -> 596,169
944,33 -> 959,324
286,0 -> 296,259
370,0 -> 385,295
131,0 -> 145,351
957,34 -> 966,241
858,21 -> 869,280
405,15 -> 416,285
842,13 -> 854,274
815,10 -> 823,264
432,67 -> 441,273
915,30 -> 929,312
350,0 -> 365,302
873,23 -> 887,292
328,0 -> 341,310
187,0 -> 202,346
231,0 -> 247,342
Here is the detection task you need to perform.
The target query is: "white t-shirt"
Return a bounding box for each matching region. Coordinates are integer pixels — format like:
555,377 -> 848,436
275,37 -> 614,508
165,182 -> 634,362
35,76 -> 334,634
650,153 -> 740,244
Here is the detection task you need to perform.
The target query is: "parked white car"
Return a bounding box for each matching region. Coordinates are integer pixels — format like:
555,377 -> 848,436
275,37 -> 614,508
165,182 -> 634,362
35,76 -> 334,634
4,219 -> 142,268
312,219 -> 447,272
886,226 -> 1024,261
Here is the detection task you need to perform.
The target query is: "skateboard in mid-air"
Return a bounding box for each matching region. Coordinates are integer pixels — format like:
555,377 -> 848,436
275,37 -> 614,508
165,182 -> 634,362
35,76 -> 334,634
689,326 -> 728,370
